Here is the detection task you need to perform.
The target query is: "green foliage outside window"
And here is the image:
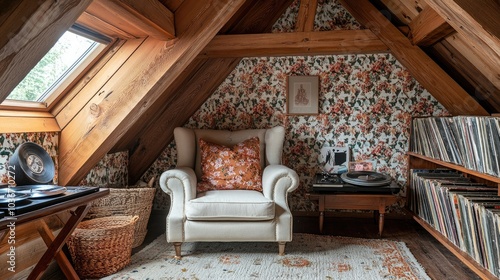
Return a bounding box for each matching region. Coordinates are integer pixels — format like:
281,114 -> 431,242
8,31 -> 97,102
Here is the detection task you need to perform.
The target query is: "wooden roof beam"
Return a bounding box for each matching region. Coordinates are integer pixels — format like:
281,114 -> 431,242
126,0 -> 294,183
58,0 -> 247,186
424,0 -> 500,67
295,0 -> 318,32
339,0 -> 488,116
408,6 -> 455,46
80,0 -> 175,40
0,0 -> 93,102
200,30 -> 389,58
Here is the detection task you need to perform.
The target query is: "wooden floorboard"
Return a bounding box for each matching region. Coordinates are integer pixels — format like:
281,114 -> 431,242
41,211 -> 481,280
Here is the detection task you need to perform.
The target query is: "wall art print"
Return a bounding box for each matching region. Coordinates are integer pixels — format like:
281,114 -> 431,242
287,75 -> 319,115
143,0 -> 450,212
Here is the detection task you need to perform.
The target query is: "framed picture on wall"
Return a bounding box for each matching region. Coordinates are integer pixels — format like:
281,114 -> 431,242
286,75 -> 319,115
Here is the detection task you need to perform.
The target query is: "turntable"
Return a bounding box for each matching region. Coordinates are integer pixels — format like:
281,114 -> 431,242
312,171 -> 399,194
0,185 -> 99,215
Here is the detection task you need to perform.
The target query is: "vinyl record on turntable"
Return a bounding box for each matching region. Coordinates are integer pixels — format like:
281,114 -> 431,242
9,142 -> 55,185
340,171 -> 392,187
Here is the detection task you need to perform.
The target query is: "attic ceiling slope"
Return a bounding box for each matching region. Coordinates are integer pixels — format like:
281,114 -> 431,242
77,0 -> 175,40
0,0 -> 93,103
125,0 -> 294,183
58,0 -> 248,186
339,0 -> 488,116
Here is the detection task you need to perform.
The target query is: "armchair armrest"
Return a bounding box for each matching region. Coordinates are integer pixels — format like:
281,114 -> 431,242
159,167 -> 197,202
159,167 -> 197,242
262,165 -> 299,241
262,165 -> 299,202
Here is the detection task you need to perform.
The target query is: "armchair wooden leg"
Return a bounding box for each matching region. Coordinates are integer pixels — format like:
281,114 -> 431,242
278,242 -> 286,256
173,242 -> 183,260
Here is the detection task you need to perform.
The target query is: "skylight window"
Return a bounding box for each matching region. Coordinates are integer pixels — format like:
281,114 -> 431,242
6,29 -> 107,104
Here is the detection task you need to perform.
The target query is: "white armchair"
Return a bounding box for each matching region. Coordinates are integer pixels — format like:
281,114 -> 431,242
159,126 -> 299,259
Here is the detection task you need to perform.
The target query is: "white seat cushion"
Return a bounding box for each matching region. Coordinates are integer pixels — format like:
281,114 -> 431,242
186,190 -> 275,221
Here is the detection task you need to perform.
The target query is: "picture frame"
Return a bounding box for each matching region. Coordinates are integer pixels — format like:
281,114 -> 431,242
286,75 -> 319,115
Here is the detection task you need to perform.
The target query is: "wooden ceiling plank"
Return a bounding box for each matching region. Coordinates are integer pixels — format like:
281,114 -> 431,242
425,0 -> 500,71
76,11 -> 136,39
0,117 -> 60,133
200,30 -> 389,58
338,0 -> 488,116
87,0 -> 175,40
295,0 -> 318,32
409,6 -> 455,46
444,33 -> 500,93
159,0 -> 184,13
58,0 -> 248,185
378,0 -> 427,25
127,58 -> 241,180
54,38 -> 145,129
0,0 -> 93,103
114,0 -> 175,39
431,41 -> 500,112
126,0 -> 294,183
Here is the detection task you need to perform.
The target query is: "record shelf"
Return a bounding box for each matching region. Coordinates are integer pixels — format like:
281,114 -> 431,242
408,151 -> 500,280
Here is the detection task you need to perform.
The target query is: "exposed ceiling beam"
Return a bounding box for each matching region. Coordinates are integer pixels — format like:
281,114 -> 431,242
79,0 -> 175,40
0,0 -> 93,103
296,0 -> 318,32
430,40 -> 500,112
58,0 -> 248,186
199,30 -> 389,58
425,0 -> 500,64
126,0 -> 294,183
444,33 -> 500,92
409,6 -> 455,46
339,0 -> 488,116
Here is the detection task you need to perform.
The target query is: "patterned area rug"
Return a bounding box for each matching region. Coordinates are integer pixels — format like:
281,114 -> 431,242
103,233 -> 430,280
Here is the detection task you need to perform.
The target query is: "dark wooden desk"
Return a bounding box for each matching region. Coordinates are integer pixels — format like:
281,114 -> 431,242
307,192 -> 400,236
0,188 -> 109,280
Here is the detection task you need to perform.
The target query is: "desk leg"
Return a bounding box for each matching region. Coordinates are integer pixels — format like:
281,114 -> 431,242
378,200 -> 386,237
378,213 -> 385,237
37,219 -> 79,279
27,204 -> 90,280
319,197 -> 325,234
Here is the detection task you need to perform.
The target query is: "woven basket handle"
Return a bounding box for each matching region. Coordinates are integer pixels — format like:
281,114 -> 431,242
131,215 -> 140,224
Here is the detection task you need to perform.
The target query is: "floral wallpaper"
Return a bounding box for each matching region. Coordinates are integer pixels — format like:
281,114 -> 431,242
0,132 -> 127,187
143,0 -> 450,212
80,151 -> 129,187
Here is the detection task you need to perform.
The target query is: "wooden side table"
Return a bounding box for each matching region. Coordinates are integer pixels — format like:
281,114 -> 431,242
307,193 -> 400,236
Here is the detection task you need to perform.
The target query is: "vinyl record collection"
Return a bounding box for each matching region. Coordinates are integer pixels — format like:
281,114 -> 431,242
411,116 -> 500,177
409,169 -> 500,277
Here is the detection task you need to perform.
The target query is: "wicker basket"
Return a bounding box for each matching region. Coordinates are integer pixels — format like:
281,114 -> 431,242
86,182 -> 156,248
68,215 -> 139,279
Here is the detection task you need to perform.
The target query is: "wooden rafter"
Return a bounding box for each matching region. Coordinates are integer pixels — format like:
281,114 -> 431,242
338,0 -> 488,116
0,0 -> 93,103
199,30 -> 389,58
58,0 -> 248,185
425,0 -> 500,63
409,6 -> 455,46
126,0 -> 294,183
78,0 -> 175,40
295,0 -> 318,32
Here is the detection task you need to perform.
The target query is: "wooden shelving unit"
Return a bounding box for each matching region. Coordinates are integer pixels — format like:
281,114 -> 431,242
407,152 -> 500,280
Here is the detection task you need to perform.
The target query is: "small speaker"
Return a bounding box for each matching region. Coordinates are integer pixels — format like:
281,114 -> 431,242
9,142 -> 55,185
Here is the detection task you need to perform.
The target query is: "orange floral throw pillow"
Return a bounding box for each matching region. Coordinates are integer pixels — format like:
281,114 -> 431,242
197,137 -> 263,192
